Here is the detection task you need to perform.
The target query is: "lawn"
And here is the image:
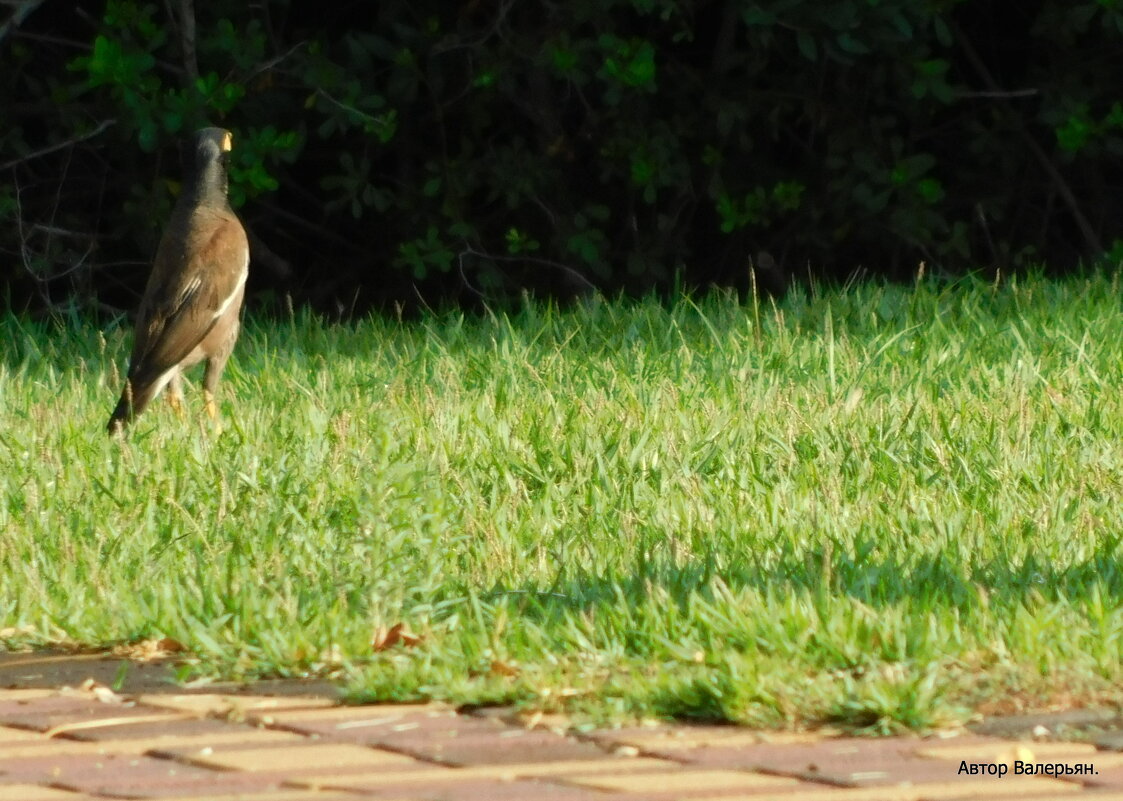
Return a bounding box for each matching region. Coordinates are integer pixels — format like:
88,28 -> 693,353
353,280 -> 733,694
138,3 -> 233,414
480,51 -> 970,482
3,273 -> 1123,732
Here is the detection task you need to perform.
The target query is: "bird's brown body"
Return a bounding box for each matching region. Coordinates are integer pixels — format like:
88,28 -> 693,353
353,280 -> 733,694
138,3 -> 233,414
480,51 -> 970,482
108,127 -> 249,433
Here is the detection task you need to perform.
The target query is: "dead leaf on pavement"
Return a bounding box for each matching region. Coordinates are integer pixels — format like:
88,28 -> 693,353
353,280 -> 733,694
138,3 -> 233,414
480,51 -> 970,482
78,678 -> 124,705
111,637 -> 187,662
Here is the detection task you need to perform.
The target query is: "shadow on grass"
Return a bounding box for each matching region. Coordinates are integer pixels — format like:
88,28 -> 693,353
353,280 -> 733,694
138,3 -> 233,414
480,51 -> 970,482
490,531 -> 1123,620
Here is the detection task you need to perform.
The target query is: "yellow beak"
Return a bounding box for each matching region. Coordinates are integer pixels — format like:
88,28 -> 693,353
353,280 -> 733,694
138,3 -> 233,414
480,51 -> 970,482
222,131 -> 233,152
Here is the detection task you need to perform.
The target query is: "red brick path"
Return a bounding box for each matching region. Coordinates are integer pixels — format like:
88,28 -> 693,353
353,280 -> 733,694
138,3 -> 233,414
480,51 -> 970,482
0,683 -> 1118,799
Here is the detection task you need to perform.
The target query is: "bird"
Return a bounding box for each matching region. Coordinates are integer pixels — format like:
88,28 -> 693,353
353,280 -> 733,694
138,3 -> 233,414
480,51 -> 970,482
107,126 -> 250,434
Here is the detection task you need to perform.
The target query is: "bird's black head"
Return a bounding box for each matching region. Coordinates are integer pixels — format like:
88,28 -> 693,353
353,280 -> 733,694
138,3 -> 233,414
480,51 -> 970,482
181,126 -> 234,206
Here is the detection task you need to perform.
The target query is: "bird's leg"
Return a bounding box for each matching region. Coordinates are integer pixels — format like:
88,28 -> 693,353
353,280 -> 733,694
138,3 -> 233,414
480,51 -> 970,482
202,389 -> 223,435
203,352 -> 232,433
166,372 -> 186,419
203,389 -> 218,420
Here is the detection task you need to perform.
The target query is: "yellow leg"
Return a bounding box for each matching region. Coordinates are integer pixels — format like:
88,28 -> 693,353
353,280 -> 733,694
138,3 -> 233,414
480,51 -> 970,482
167,392 -> 186,419
203,389 -> 222,434
166,372 -> 187,419
203,389 -> 218,420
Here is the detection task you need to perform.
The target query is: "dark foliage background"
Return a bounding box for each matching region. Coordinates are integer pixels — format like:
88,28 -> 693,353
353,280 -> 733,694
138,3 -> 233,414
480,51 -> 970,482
2,0 -> 1123,314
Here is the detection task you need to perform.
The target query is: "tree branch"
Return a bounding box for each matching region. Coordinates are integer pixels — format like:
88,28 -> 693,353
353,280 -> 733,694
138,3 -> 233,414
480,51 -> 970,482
178,0 -> 199,82
0,119 -> 117,171
243,40 -> 306,83
954,23 -> 1103,255
458,244 -> 598,294
0,0 -> 45,44
956,88 -> 1038,99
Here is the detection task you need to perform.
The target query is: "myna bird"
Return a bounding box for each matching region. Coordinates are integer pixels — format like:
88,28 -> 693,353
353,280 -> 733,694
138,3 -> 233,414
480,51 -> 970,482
107,127 -> 249,434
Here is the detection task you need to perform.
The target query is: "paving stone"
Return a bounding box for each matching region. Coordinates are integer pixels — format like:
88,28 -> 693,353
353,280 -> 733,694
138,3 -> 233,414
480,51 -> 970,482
186,794 -> 396,801
562,766 -> 799,794
1095,733 -> 1123,752
0,695 -> 186,735
185,742 -> 420,772
149,731 -> 321,754
52,760 -> 290,799
136,692 -> 336,717
288,766 -> 463,791
1070,761 -> 1123,790
0,651 -> 345,699
0,725 -> 49,743
0,751 -> 230,789
623,733 -> 928,767
248,703 -> 445,731
191,678 -> 344,699
381,727 -> 613,766
62,716 -> 309,753
430,780 -> 628,801
307,775 -> 617,800
140,731 -> 311,760
0,751 -> 111,783
971,710 -> 1123,739
916,740 -> 1099,762
75,778 -> 295,799
662,736 -> 920,771
842,759 -> 1039,787
587,725 -> 827,753
692,776 -> 1079,801
0,653 -> 108,672
0,689 -> 60,702
292,756 -> 675,788
62,716 -> 241,741
1018,752 -> 1123,771
655,735 -> 1087,790
0,739 -> 126,759
476,756 -> 676,779
692,748 -> 1020,787
0,651 -> 189,698
468,705 -> 576,731
253,705 -> 567,765
0,785 -> 93,800
7,675 -> 1123,801
995,794 -> 1123,800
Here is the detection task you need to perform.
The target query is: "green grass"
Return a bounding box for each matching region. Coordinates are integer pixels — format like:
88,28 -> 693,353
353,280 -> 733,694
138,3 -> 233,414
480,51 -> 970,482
4,273 -> 1123,732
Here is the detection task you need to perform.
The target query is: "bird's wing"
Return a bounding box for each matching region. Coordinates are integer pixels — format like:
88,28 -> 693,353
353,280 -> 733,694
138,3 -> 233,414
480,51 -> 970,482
128,211 -> 249,384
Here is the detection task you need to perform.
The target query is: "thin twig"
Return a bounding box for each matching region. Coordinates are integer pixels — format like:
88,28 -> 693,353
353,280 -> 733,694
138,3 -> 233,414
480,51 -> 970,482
956,88 -> 1038,99
14,186 -> 98,287
975,202 -> 998,265
456,250 -> 486,300
252,198 -> 369,252
0,0 -> 45,44
953,22 -> 1102,255
315,88 -> 381,124
177,0 -> 199,81
29,224 -> 99,239
459,244 -> 598,293
430,0 -> 516,56
13,31 -> 184,74
0,119 -> 117,171
242,40 -> 305,83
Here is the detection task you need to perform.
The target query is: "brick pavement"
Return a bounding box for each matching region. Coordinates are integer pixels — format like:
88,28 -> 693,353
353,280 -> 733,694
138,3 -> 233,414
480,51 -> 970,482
0,671 -> 1120,799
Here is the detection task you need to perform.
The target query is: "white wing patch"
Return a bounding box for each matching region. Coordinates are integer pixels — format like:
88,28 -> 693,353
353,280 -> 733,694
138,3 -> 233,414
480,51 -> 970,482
148,364 -> 180,403
176,276 -> 203,311
212,247 -> 249,321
